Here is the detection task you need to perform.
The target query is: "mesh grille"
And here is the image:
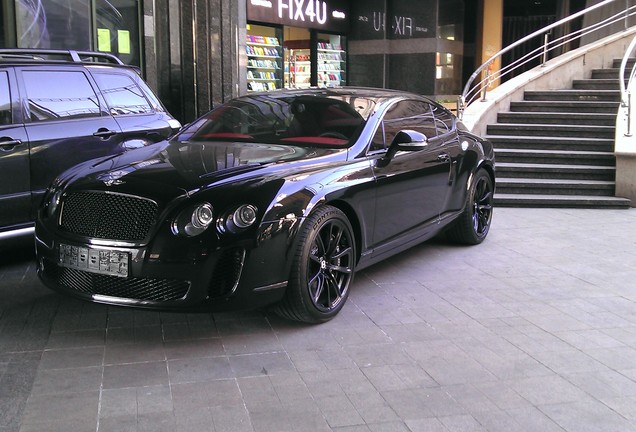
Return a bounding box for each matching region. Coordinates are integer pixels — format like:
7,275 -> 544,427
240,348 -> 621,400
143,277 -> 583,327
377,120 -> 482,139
60,191 -> 158,241
43,261 -> 190,302
209,248 -> 245,298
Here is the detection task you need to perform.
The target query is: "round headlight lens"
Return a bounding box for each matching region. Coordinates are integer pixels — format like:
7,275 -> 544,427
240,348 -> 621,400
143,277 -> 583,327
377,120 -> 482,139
172,202 -> 214,237
220,204 -> 258,234
233,204 -> 257,229
191,203 -> 214,228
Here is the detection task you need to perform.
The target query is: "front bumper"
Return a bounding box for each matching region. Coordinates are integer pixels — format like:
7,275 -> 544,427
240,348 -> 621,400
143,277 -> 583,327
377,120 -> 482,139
34,219 -> 294,312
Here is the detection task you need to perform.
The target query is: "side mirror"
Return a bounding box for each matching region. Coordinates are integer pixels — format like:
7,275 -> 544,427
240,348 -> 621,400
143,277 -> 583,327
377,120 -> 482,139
381,130 -> 428,165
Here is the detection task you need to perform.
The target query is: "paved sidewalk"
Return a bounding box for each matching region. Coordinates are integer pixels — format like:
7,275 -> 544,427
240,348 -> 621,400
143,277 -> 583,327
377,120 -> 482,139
1,208 -> 636,432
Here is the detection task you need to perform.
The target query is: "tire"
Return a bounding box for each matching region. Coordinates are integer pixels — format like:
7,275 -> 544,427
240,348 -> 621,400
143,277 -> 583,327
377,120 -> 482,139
446,169 -> 494,245
275,205 -> 355,323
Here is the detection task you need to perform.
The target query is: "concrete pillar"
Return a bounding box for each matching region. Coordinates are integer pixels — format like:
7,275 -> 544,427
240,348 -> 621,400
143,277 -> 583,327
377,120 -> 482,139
476,0 -> 503,91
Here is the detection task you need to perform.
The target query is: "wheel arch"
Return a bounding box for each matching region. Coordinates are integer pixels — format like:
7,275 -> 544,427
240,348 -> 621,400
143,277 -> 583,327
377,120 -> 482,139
322,199 -> 364,266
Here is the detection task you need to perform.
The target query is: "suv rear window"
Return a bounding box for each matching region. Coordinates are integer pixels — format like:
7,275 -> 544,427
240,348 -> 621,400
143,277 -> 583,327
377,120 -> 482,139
23,70 -> 101,121
0,72 -> 10,125
92,72 -> 153,115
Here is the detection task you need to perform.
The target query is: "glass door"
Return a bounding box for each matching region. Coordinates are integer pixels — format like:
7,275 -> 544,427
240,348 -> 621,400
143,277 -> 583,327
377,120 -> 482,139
283,27 -> 311,89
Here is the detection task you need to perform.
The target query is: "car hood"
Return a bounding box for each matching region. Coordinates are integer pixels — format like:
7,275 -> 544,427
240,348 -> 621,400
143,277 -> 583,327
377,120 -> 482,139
66,140 -> 346,197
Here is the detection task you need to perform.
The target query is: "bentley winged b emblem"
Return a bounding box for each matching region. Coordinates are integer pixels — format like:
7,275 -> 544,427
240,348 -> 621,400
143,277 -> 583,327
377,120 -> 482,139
98,170 -> 129,186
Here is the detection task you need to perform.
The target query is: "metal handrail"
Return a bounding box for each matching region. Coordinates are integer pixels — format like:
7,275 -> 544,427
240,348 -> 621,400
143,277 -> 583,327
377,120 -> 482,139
619,36 -> 636,136
458,0 -> 636,118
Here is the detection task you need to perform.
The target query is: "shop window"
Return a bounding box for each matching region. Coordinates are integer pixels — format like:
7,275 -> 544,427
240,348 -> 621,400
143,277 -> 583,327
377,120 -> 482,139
22,71 -> 101,121
13,0 -> 141,67
16,0 -> 90,50
95,0 -> 142,66
93,73 -> 152,115
0,72 -> 11,125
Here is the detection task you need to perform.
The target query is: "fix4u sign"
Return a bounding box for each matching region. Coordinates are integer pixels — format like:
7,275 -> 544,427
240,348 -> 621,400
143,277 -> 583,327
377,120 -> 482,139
247,0 -> 350,33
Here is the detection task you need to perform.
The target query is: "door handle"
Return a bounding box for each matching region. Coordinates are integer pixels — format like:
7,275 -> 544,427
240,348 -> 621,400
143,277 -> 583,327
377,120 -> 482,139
93,128 -> 118,139
0,138 -> 22,152
437,153 -> 450,163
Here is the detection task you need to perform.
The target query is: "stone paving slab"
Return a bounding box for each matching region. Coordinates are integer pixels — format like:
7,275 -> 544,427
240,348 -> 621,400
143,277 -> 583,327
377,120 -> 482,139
1,208 -> 636,432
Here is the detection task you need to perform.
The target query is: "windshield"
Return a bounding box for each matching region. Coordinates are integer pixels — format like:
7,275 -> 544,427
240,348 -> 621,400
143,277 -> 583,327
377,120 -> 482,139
177,93 -> 376,148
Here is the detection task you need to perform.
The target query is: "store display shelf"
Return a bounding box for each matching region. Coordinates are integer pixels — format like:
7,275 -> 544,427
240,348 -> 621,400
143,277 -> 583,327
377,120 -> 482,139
247,42 -> 279,48
247,55 -> 280,59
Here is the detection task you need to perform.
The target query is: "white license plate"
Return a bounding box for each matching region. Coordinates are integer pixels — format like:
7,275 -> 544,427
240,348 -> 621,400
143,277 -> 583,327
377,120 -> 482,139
59,244 -> 129,278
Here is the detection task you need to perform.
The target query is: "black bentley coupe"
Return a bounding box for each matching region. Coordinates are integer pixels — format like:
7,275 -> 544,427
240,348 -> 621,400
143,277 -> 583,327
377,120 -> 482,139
35,87 -> 495,323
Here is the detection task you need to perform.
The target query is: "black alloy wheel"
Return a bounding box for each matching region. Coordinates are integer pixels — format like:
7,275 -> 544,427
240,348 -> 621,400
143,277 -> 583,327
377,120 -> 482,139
446,169 -> 493,245
275,205 -> 355,323
472,172 -> 494,238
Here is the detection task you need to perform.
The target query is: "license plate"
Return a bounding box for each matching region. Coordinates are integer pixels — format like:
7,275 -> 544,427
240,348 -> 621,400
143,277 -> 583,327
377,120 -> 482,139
59,244 -> 129,278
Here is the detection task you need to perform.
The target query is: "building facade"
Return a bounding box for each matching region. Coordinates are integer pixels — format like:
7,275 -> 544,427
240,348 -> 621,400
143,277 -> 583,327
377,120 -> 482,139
0,0 -> 619,124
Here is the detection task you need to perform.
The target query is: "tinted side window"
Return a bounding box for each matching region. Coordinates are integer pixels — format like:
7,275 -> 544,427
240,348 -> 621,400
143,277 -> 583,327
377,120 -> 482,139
22,71 -> 101,121
92,73 -> 153,115
431,104 -> 454,135
0,72 -> 10,125
380,100 -> 438,146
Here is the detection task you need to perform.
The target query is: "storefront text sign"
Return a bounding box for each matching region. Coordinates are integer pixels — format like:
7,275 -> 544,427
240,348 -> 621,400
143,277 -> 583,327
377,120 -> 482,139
247,0 -> 350,33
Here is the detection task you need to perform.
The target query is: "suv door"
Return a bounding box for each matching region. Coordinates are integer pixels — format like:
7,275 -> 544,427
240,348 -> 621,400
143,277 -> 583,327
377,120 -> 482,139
0,68 -> 31,231
17,67 -> 124,212
91,70 -> 177,146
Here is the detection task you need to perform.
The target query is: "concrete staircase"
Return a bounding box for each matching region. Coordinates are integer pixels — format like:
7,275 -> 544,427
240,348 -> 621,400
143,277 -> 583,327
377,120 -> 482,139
485,58 -> 632,208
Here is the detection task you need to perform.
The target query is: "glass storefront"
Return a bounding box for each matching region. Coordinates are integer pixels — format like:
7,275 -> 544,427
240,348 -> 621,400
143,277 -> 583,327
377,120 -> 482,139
247,25 -> 348,92
246,0 -> 350,93
4,0 -> 141,67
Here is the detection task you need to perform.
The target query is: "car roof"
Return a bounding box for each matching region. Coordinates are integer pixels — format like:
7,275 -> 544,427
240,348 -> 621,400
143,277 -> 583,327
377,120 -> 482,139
0,49 -> 132,69
246,86 -> 420,98
242,86 -> 436,107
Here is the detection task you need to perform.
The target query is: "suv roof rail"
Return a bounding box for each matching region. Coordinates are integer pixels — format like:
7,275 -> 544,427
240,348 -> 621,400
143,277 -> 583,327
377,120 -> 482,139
0,49 -> 125,65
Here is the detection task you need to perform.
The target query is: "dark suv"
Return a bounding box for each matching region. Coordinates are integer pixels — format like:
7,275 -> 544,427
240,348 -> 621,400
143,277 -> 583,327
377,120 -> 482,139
0,49 -> 180,240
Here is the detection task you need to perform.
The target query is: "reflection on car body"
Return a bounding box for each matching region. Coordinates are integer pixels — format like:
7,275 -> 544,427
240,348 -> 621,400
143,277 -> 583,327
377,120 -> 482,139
0,49 -> 181,239
35,87 -> 495,323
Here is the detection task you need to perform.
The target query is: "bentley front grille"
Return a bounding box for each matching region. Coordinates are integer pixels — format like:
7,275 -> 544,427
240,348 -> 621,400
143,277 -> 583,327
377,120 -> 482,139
60,191 -> 158,241
44,261 -> 190,302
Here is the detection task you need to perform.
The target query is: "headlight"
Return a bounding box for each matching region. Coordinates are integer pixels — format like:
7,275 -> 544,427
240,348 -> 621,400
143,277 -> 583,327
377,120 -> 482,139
232,204 -> 257,228
171,202 -> 214,237
41,186 -> 64,219
219,204 -> 258,233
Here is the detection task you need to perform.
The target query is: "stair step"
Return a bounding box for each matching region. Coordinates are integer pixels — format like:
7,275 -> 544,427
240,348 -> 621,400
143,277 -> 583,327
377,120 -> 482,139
487,123 -> 615,139
497,111 -> 615,126
494,149 -> 616,166
572,79 -> 620,90
496,162 -> 615,181
592,68 -> 620,79
485,135 -> 614,152
509,100 -> 620,113
494,193 -> 631,209
496,178 -> 615,196
524,89 -> 621,102
481,58 -> 632,209
612,58 -> 636,68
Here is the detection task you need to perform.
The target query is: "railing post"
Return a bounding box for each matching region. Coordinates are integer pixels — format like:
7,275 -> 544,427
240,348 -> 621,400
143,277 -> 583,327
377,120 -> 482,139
457,96 -> 464,120
541,32 -> 550,66
481,66 -> 490,102
626,92 -> 632,137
